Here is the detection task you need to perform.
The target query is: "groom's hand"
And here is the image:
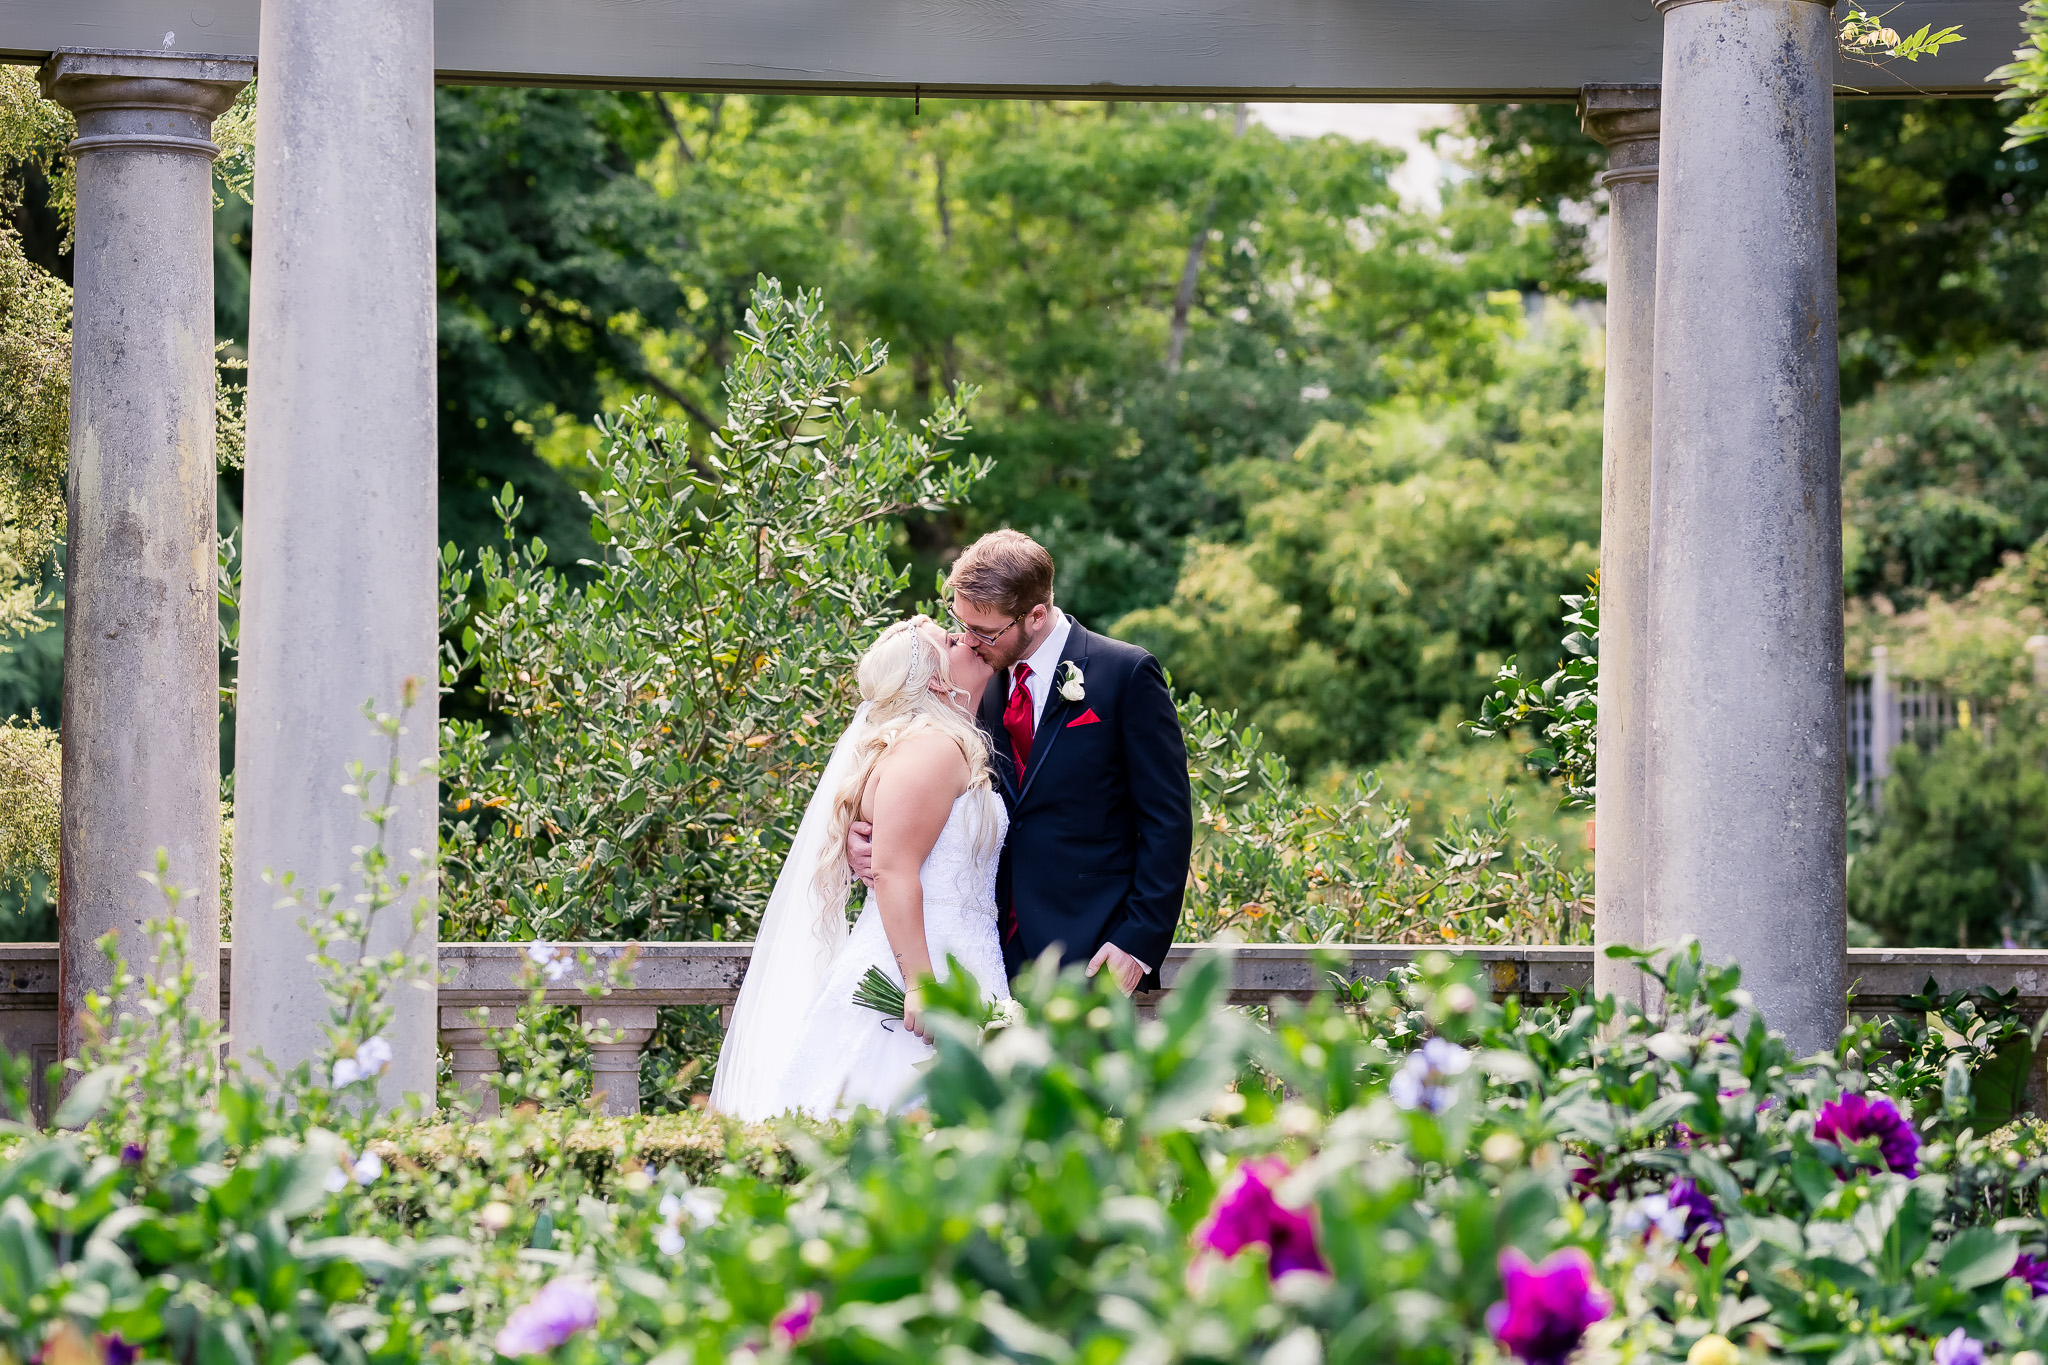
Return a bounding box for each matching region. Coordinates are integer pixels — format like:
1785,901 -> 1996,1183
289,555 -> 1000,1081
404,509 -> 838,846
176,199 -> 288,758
1087,943 -> 1147,995
847,821 -> 875,886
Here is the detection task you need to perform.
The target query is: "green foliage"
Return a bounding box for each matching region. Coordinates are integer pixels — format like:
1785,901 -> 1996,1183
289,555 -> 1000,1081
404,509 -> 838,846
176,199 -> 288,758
1470,578 -> 1598,808
434,87 -> 694,559
439,280 -> 985,945
1466,97 -> 2048,403
1843,348 -> 2048,601
433,93 -> 1548,623
1997,1 -> 2048,150
1178,693 -> 1590,944
1850,721 -> 2048,949
1117,315 -> 1602,775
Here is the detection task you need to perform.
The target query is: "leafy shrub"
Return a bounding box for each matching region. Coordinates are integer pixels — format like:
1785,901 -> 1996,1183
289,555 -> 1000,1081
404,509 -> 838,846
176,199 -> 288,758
1180,693 -> 1590,944
439,278 -> 985,946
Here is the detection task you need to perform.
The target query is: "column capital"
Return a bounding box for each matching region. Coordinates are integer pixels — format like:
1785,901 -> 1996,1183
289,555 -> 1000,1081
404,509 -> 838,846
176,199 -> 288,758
1580,84 -> 1660,187
1657,0 -> 1837,9
38,49 -> 252,161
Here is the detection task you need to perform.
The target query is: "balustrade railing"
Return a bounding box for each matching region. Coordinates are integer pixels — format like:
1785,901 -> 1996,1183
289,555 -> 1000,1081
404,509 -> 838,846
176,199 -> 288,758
0,943 -> 2039,1121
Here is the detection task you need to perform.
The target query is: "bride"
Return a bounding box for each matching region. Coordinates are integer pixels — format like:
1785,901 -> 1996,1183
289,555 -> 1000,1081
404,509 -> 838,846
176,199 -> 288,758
709,615 -> 1007,1120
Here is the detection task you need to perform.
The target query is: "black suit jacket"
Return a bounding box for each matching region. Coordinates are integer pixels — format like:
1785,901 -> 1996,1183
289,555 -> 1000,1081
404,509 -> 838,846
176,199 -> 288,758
980,620 -> 1193,988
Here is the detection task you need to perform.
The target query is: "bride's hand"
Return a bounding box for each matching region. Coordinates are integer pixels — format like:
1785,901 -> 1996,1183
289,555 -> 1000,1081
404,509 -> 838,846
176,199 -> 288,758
903,985 -> 931,1043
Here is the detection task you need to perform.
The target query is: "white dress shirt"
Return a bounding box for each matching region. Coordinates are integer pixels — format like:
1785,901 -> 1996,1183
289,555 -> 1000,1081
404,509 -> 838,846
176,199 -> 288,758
1010,606 -> 1072,727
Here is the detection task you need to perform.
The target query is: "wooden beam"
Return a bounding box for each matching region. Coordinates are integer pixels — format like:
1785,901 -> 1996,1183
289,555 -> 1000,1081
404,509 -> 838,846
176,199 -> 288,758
0,0 -> 2019,99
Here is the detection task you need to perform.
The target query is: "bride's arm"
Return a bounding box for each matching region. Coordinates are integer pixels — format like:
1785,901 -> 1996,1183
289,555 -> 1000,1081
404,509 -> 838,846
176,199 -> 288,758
866,731 -> 970,1040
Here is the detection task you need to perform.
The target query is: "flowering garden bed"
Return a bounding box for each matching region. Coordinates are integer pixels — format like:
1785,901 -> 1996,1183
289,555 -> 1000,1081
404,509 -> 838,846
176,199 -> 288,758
11,937 -> 2048,1364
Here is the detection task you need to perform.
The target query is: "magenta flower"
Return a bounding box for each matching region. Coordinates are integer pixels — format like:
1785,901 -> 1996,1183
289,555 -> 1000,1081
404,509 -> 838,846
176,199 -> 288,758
494,1276 -> 600,1356
1812,1093 -> 1920,1177
2012,1253 -> 2048,1296
1486,1247 -> 1612,1365
1192,1156 -> 1327,1278
772,1291 -> 821,1347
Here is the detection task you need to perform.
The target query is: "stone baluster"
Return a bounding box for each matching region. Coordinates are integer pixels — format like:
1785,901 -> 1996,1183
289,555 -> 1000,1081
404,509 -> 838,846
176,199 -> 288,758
1645,0 -> 1845,1054
1579,84 -> 1658,1011
39,50 -> 252,1059
230,0 -> 440,1106
440,1005 -> 516,1117
582,1005 -> 659,1116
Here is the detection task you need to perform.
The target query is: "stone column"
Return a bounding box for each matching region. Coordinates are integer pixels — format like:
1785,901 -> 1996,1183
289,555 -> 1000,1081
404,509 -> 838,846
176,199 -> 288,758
40,50 -> 251,1060
1580,85 -> 1659,1011
582,1004 -> 659,1117
441,1005 -> 514,1117
231,0 -> 440,1106
1644,0 -> 1845,1054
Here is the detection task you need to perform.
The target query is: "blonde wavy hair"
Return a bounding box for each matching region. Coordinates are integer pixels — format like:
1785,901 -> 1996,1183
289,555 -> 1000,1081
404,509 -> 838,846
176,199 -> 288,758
814,616 -> 995,917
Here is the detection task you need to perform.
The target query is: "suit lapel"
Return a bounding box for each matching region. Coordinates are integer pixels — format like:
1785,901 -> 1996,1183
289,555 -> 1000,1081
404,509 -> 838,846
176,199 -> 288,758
1015,621 -> 1090,808
980,680 -> 1018,800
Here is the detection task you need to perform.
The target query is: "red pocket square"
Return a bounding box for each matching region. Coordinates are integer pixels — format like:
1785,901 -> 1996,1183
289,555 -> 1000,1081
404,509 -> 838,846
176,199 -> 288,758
1066,708 -> 1102,728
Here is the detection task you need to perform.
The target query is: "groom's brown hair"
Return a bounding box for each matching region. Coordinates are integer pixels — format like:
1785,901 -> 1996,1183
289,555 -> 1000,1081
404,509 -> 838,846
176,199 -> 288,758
948,529 -> 1055,618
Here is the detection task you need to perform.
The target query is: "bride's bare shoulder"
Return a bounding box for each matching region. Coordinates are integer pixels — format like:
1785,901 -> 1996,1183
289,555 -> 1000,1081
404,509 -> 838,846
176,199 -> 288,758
874,724 -> 971,792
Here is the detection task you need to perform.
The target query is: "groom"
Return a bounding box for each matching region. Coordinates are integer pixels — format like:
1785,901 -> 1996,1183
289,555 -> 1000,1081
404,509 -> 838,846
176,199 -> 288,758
852,530 -> 1192,992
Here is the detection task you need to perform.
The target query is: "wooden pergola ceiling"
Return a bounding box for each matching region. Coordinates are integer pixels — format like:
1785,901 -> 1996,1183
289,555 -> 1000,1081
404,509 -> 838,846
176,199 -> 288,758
0,0 -> 2020,99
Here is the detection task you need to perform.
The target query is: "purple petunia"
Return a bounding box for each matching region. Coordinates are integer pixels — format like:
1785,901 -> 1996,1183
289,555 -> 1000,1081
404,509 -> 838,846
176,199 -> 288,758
1934,1328 -> 1987,1365
118,1143 -> 144,1169
1485,1247 -> 1612,1365
1390,1037 -> 1472,1114
99,1335 -> 137,1365
1192,1156 -> 1328,1278
2013,1253 -> 2048,1297
494,1276 -> 600,1357
1812,1093 -> 1920,1177
772,1291 -> 822,1347
1668,1178 -> 1720,1244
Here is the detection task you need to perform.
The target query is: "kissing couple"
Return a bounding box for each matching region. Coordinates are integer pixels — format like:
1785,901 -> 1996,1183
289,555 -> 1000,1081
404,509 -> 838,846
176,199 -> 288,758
711,530 -> 1193,1120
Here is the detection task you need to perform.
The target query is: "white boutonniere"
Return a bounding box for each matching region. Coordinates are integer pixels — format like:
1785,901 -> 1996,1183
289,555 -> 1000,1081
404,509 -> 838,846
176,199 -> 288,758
1057,660 -> 1086,703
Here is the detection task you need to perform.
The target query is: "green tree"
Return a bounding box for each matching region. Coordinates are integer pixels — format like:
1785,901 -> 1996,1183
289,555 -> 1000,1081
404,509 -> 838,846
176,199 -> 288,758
632,97 -> 1546,622
1461,98 -> 2048,402
1850,721 -> 2048,948
434,87 -> 695,557
1115,317 -> 1603,776
1843,347 -> 2048,600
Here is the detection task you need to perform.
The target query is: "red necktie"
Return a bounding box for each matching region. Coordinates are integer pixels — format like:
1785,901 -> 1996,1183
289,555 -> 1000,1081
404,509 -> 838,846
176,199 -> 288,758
1003,663 -> 1034,785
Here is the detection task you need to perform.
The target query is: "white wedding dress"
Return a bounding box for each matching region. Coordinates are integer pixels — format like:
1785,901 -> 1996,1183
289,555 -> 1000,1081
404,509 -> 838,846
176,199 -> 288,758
773,786 -> 1010,1117
709,704 -> 1011,1122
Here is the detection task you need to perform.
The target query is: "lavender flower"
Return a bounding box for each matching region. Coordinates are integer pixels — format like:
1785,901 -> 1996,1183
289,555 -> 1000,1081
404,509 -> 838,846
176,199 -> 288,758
1485,1247 -> 1612,1365
1934,1328 -> 1987,1365
1192,1156 -> 1328,1278
331,1035 -> 395,1087
772,1291 -> 822,1347
1813,1093 -> 1920,1177
525,941 -> 573,983
2014,1252 -> 2048,1297
1389,1037 -> 1471,1114
494,1276 -> 600,1356
324,1147 -> 385,1193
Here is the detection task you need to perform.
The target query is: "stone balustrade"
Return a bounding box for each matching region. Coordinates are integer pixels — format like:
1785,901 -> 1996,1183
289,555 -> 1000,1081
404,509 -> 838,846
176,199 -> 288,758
3,942 -> 2045,1121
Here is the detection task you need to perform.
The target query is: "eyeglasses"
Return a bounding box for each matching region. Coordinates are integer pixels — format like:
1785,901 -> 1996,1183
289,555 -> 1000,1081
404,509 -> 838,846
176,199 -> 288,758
949,612 -> 1024,647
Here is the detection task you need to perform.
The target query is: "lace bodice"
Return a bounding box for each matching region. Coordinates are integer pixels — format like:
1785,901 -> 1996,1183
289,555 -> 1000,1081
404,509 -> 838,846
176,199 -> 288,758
906,784 -> 1007,913
772,783 -> 1011,1118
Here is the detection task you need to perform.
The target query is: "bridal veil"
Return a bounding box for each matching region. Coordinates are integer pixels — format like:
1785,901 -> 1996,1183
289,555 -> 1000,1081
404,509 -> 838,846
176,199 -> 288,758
708,702 -> 869,1119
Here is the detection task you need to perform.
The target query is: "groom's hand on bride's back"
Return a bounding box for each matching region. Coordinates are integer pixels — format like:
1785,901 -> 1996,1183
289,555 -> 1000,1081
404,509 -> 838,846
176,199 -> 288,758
848,821 -> 876,886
